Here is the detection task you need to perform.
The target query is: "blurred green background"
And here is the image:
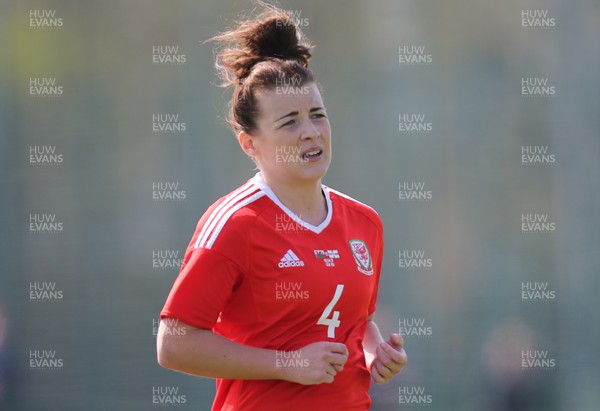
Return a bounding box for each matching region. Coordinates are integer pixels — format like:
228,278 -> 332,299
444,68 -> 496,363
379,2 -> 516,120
1,0 -> 599,410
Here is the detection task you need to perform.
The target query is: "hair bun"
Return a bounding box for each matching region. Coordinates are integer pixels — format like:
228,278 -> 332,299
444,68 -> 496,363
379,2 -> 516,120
249,16 -> 311,63
210,6 -> 313,85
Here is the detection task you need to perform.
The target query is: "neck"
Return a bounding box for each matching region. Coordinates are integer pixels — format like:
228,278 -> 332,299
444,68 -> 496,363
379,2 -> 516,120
260,173 -> 327,226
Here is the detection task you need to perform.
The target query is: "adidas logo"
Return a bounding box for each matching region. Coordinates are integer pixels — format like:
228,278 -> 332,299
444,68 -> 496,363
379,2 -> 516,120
278,249 -> 305,268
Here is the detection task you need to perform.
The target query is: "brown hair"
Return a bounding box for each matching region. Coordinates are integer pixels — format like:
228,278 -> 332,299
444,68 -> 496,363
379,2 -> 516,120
209,3 -> 315,134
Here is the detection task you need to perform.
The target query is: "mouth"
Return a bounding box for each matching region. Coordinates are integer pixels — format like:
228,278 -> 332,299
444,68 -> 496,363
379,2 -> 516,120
301,148 -> 323,162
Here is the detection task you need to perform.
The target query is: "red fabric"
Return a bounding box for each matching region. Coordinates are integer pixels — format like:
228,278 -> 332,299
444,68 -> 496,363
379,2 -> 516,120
161,175 -> 384,411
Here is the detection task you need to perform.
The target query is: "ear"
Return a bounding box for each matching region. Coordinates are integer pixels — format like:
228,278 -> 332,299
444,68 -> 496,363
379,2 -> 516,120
238,130 -> 258,157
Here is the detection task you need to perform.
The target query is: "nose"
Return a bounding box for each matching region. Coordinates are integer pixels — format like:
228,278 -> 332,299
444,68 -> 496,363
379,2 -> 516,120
299,117 -> 320,140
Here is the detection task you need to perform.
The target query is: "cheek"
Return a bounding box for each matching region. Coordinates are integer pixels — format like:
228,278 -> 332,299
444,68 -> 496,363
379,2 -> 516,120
326,120 -> 332,134
320,122 -> 332,141
324,128 -> 332,148
256,134 -> 286,153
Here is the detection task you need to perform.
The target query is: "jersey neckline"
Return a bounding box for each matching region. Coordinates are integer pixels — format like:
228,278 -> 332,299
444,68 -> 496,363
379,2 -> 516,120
251,173 -> 333,234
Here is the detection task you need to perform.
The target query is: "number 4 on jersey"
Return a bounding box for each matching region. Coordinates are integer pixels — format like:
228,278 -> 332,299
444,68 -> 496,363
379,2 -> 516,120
317,284 -> 344,338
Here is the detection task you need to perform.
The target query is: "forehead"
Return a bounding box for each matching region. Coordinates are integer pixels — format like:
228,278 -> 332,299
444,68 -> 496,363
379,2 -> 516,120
256,82 -> 324,121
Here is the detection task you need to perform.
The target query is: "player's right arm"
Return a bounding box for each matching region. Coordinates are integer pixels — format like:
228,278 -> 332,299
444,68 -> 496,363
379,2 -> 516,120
157,320 -> 348,385
158,209 -> 347,384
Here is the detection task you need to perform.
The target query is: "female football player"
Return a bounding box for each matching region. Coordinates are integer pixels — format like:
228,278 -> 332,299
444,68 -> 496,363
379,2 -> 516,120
157,4 -> 407,410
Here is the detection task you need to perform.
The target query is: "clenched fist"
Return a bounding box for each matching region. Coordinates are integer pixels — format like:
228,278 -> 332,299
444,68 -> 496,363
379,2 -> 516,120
280,341 -> 349,385
369,334 -> 407,385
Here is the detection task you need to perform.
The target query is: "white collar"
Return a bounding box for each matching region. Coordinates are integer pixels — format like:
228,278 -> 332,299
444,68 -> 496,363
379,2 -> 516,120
251,172 -> 333,234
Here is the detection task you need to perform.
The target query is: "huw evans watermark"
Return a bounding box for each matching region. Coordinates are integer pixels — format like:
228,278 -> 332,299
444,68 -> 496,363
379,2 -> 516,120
29,77 -> 63,96
275,146 -> 310,163
275,10 -> 309,28
399,182 -> 432,201
152,113 -> 187,133
152,386 -> 187,406
152,46 -> 186,65
399,250 -> 432,269
275,282 -> 309,301
30,350 -> 63,370
399,386 -> 432,406
521,77 -> 555,96
29,213 -> 63,233
521,9 -> 555,28
398,46 -> 432,65
521,282 -> 555,301
521,213 -> 555,233
29,145 -> 63,165
152,182 -> 187,201
521,145 -> 555,164
275,76 -> 309,95
521,349 -> 556,370
275,350 -> 309,368
152,250 -> 183,270
29,9 -> 63,28
30,282 -> 63,301
399,113 -> 432,134
275,213 -> 310,234
399,318 -> 432,338
153,318 -> 188,337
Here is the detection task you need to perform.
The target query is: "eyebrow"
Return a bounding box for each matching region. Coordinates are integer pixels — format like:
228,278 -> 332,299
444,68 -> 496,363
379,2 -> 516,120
274,107 -> 325,123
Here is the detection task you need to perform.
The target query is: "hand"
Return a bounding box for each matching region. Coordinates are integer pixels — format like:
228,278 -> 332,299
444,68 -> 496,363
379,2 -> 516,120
281,341 -> 349,385
369,334 -> 407,385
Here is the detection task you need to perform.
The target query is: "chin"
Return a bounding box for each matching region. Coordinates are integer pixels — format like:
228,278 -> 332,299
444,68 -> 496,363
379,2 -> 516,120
296,162 -> 330,182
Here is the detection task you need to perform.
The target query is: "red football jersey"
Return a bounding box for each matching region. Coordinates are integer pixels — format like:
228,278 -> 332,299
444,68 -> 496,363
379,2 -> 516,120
161,173 -> 384,411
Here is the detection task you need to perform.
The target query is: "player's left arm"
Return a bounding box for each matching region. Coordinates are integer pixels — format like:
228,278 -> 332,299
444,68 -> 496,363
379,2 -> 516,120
362,314 -> 407,385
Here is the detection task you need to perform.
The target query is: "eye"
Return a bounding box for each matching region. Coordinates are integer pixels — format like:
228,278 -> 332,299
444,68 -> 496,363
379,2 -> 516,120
311,112 -> 327,119
280,119 -> 296,128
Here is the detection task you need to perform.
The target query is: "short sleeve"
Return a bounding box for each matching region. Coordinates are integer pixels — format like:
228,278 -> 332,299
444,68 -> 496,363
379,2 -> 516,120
368,219 -> 384,316
160,247 -> 244,330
